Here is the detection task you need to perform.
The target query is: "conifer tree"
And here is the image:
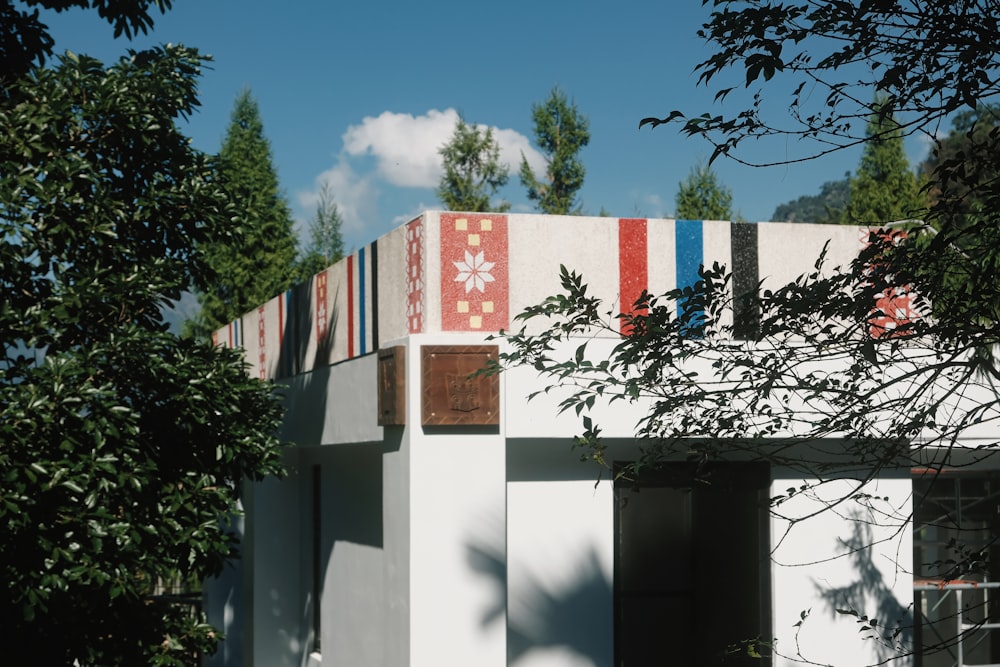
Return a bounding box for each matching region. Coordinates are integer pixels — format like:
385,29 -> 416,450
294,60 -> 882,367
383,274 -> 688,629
675,163 -> 733,220
187,89 -> 298,337
841,102 -> 926,225
437,116 -> 510,213
297,183 -> 345,279
520,87 -> 591,215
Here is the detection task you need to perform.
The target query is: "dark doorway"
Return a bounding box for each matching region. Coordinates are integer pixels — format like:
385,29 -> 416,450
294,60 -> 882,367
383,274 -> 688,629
614,463 -> 771,667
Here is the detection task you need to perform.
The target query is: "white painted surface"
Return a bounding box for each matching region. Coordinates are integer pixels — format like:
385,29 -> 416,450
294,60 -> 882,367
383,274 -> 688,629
646,218 -> 678,295
770,475 -> 914,667
756,221 -> 861,290
507,214 -> 621,336
280,352 -> 381,446
408,427 -> 507,667
507,479 -> 614,667
214,213 -> 954,667
248,461 -> 308,667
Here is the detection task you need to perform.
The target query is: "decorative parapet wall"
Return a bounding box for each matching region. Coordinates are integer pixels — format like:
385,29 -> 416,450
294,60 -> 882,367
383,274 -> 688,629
213,211 -> 873,381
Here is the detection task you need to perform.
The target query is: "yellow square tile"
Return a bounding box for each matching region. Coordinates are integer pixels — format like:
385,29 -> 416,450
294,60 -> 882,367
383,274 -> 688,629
470,315 -> 482,329
468,234 -> 480,246
457,301 -> 469,313
480,219 -> 492,231
455,218 -> 468,231
481,301 -> 494,313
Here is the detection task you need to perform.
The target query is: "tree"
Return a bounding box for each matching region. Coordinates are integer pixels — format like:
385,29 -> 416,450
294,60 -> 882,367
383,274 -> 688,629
674,163 -> 733,220
501,3 -> 1000,663
772,175 -> 850,224
639,2 -> 1000,313
296,182 -> 346,279
919,104 -> 1000,216
0,45 -> 285,666
186,89 -> 299,338
519,87 -> 590,215
437,116 -> 510,213
0,0 -> 171,91
841,102 -> 926,225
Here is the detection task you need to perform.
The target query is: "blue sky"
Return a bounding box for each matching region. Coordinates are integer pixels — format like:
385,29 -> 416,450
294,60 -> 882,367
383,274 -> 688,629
45,0 -> 931,250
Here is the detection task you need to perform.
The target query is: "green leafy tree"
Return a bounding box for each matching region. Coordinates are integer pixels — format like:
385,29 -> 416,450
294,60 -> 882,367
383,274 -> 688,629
0,44 -> 284,667
675,163 -> 733,220
841,103 -> 926,225
519,87 -> 590,215
437,116 -> 510,213
772,175 -> 850,224
297,182 -> 346,279
187,89 -> 298,338
639,2 -> 1000,327
0,0 -> 171,90
504,3 -> 1000,663
920,104 -> 1000,216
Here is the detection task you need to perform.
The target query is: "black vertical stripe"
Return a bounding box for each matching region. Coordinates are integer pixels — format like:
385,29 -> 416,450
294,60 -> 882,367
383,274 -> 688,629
370,240 -> 379,350
731,222 -> 759,340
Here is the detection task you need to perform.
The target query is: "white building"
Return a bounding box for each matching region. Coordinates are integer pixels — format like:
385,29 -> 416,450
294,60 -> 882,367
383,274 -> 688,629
206,212 -> 998,667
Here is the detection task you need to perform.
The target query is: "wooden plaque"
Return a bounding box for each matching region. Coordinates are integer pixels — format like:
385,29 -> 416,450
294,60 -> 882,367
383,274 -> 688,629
421,345 -> 499,426
377,346 -> 406,426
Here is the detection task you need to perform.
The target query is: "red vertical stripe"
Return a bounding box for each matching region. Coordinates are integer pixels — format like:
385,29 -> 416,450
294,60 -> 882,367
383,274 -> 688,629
347,254 -> 355,358
278,292 -> 285,348
618,218 -> 648,334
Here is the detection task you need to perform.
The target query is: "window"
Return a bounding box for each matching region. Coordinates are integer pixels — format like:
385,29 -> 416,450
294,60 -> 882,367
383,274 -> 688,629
914,471 -> 1000,667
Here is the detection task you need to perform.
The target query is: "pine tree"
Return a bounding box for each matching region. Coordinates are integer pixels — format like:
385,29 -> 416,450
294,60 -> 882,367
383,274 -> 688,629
675,163 -> 733,220
841,102 -> 926,225
437,116 -> 510,213
297,183 -> 346,279
187,89 -> 298,338
520,87 -> 590,215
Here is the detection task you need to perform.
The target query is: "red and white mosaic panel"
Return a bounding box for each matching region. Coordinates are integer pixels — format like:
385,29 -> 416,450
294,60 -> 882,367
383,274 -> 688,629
406,217 -> 424,334
440,213 -> 509,332
860,227 -> 916,338
315,269 -> 330,342
257,305 -> 267,380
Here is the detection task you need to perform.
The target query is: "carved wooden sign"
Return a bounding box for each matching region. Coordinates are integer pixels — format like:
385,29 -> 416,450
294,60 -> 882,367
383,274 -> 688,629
421,345 -> 499,426
377,346 -> 406,426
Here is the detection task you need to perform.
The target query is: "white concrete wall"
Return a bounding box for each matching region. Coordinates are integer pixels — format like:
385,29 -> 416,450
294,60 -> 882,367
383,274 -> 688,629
247,450 -> 309,667
770,473 -> 914,667
506,477 -> 614,667
210,213 -> 940,667
280,352 -> 381,447
406,333 -> 507,667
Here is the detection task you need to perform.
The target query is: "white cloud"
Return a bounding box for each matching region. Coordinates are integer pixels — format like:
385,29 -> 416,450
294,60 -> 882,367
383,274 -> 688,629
495,127 -> 546,177
340,108 -> 545,188
297,160 -> 378,240
342,109 -> 458,188
298,108 -> 546,242
391,201 -> 435,228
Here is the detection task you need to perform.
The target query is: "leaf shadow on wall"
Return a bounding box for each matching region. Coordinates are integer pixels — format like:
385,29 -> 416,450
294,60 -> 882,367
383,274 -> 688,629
275,277 -> 339,447
466,538 -> 612,666
814,515 -> 914,664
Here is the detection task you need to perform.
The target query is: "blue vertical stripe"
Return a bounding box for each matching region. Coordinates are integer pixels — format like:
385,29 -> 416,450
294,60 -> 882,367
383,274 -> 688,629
675,219 -> 704,332
359,246 -> 367,355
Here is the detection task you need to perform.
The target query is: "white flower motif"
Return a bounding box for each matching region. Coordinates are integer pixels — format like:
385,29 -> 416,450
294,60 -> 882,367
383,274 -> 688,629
453,249 -> 495,293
